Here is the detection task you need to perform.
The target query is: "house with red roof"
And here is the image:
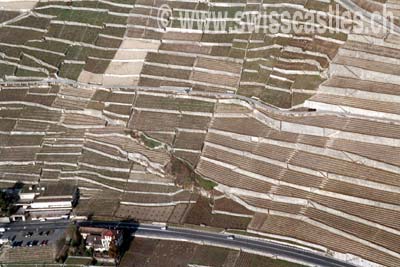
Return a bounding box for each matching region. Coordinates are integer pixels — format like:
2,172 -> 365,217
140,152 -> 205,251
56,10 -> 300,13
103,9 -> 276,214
80,227 -> 123,253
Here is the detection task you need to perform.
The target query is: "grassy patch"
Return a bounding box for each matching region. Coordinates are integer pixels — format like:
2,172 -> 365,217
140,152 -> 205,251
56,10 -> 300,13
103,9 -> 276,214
140,134 -> 162,149
194,174 -> 217,191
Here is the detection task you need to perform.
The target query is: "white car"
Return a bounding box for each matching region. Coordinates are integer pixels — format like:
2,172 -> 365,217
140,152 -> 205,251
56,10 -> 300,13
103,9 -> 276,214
161,226 -> 168,231
227,235 -> 235,240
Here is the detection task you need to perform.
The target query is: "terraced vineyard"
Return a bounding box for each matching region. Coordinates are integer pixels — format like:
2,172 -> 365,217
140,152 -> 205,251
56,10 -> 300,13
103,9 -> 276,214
305,23 -> 400,121
0,83 -> 198,224
1,81 -> 400,266
120,237 -> 305,267
1,0 -> 400,267
0,0 -> 361,108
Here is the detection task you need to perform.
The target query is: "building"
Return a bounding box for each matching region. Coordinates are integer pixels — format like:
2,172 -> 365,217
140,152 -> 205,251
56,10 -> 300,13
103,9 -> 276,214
79,227 -> 123,253
11,182 -> 79,221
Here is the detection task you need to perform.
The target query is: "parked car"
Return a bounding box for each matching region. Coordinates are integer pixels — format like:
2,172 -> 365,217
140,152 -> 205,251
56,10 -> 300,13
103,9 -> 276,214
12,241 -> 22,247
32,240 -> 39,246
41,240 -> 48,246
26,241 -> 32,247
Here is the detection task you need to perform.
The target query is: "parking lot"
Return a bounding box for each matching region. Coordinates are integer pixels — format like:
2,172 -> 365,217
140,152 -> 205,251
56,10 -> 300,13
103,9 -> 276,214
1,227 -> 65,248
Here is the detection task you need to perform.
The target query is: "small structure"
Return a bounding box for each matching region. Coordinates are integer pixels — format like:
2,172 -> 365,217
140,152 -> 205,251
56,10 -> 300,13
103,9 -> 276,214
18,184 -> 39,202
9,207 -> 26,221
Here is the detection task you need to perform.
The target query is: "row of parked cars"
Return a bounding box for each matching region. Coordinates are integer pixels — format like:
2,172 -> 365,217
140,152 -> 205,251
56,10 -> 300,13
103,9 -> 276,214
11,239 -> 48,248
24,230 -> 51,238
8,230 -> 52,248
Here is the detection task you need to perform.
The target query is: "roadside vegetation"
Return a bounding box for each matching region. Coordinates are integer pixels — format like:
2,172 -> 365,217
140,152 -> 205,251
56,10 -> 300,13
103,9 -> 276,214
0,183 -> 22,216
56,225 -> 91,263
194,174 -> 217,191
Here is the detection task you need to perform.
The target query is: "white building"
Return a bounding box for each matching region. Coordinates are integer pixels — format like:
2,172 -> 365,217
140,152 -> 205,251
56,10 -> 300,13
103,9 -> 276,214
13,182 -> 79,221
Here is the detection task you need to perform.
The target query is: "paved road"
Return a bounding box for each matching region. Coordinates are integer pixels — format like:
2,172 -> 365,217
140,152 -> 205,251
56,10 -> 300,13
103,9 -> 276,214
3,220 -> 359,267
79,221 -> 358,267
1,219 -> 69,231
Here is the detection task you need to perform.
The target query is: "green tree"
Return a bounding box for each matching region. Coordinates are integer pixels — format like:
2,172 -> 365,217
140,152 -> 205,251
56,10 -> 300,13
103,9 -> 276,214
0,192 -> 7,211
0,190 -> 19,216
66,224 -> 82,246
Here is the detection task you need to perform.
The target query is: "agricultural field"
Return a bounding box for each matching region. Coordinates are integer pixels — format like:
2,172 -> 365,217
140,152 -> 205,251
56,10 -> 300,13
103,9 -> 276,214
1,0 -> 392,108
0,0 -> 400,267
120,238 -> 304,267
0,83 -> 197,223
1,81 -> 400,266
